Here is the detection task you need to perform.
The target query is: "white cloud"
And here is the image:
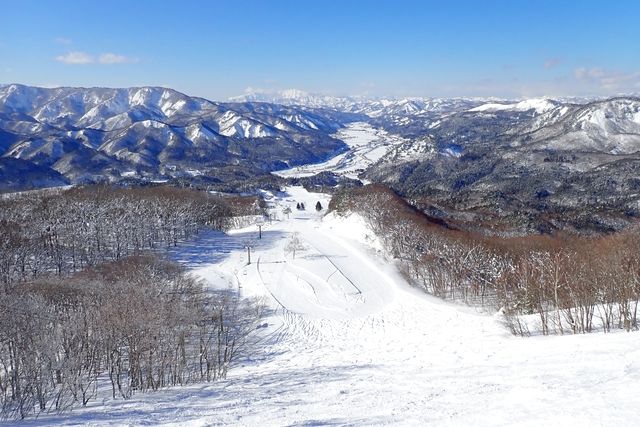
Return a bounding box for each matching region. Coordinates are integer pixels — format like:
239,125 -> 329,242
54,51 -> 137,65
55,51 -> 94,64
99,53 -> 136,64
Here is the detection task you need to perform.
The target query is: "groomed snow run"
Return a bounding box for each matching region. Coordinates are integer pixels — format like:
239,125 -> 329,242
27,187 -> 640,426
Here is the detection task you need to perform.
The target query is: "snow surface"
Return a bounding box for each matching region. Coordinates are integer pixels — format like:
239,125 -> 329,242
25,186 -> 640,426
273,122 -> 405,181
217,111 -> 275,138
469,98 -> 557,114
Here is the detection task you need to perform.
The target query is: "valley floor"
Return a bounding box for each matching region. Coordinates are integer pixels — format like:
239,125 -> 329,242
273,122 -> 404,181
25,187 -> 640,426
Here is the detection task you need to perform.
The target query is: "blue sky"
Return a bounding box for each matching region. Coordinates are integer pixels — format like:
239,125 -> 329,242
1,0 -> 639,100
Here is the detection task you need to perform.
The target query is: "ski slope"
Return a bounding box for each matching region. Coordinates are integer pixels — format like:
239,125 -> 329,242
273,122 -> 405,181
28,187 -> 640,426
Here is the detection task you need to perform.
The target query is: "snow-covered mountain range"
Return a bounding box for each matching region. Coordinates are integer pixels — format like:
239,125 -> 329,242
0,84 -> 364,190
229,88 -> 485,120
367,96 -> 640,233
3,83 -> 640,232
228,88 -> 365,110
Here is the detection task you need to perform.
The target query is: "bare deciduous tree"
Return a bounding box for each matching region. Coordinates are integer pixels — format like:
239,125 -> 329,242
284,232 -> 306,259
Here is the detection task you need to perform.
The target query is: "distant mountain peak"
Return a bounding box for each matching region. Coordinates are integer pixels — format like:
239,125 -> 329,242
228,88 -> 366,110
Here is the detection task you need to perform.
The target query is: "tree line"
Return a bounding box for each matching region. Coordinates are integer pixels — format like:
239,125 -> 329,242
0,185 -> 253,289
331,185 -> 640,336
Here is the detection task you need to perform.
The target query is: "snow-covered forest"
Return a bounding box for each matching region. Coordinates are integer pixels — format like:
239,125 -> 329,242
0,186 -> 265,419
0,186 -> 238,283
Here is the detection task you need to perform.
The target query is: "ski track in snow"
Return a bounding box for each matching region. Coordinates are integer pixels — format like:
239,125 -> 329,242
27,186 -> 640,427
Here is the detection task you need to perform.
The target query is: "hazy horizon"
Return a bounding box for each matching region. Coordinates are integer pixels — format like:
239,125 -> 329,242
3,81 -> 638,104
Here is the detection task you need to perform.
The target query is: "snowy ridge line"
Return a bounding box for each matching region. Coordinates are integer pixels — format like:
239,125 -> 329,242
0,84 -> 362,191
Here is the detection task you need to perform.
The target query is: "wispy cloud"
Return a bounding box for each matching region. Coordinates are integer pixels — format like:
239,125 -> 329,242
573,67 -> 606,80
99,53 -> 137,64
573,67 -> 640,90
55,51 -> 138,65
544,58 -> 562,69
55,51 -> 94,64
54,37 -> 72,45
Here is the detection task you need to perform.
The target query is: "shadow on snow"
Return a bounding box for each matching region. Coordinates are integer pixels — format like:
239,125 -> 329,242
22,364 -> 384,426
165,228 -> 287,268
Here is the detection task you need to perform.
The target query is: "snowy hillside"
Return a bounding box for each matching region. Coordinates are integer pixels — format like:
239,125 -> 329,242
30,187 -> 640,426
520,97 -> 640,154
468,98 -> 559,114
365,95 -> 640,233
0,84 -> 363,190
